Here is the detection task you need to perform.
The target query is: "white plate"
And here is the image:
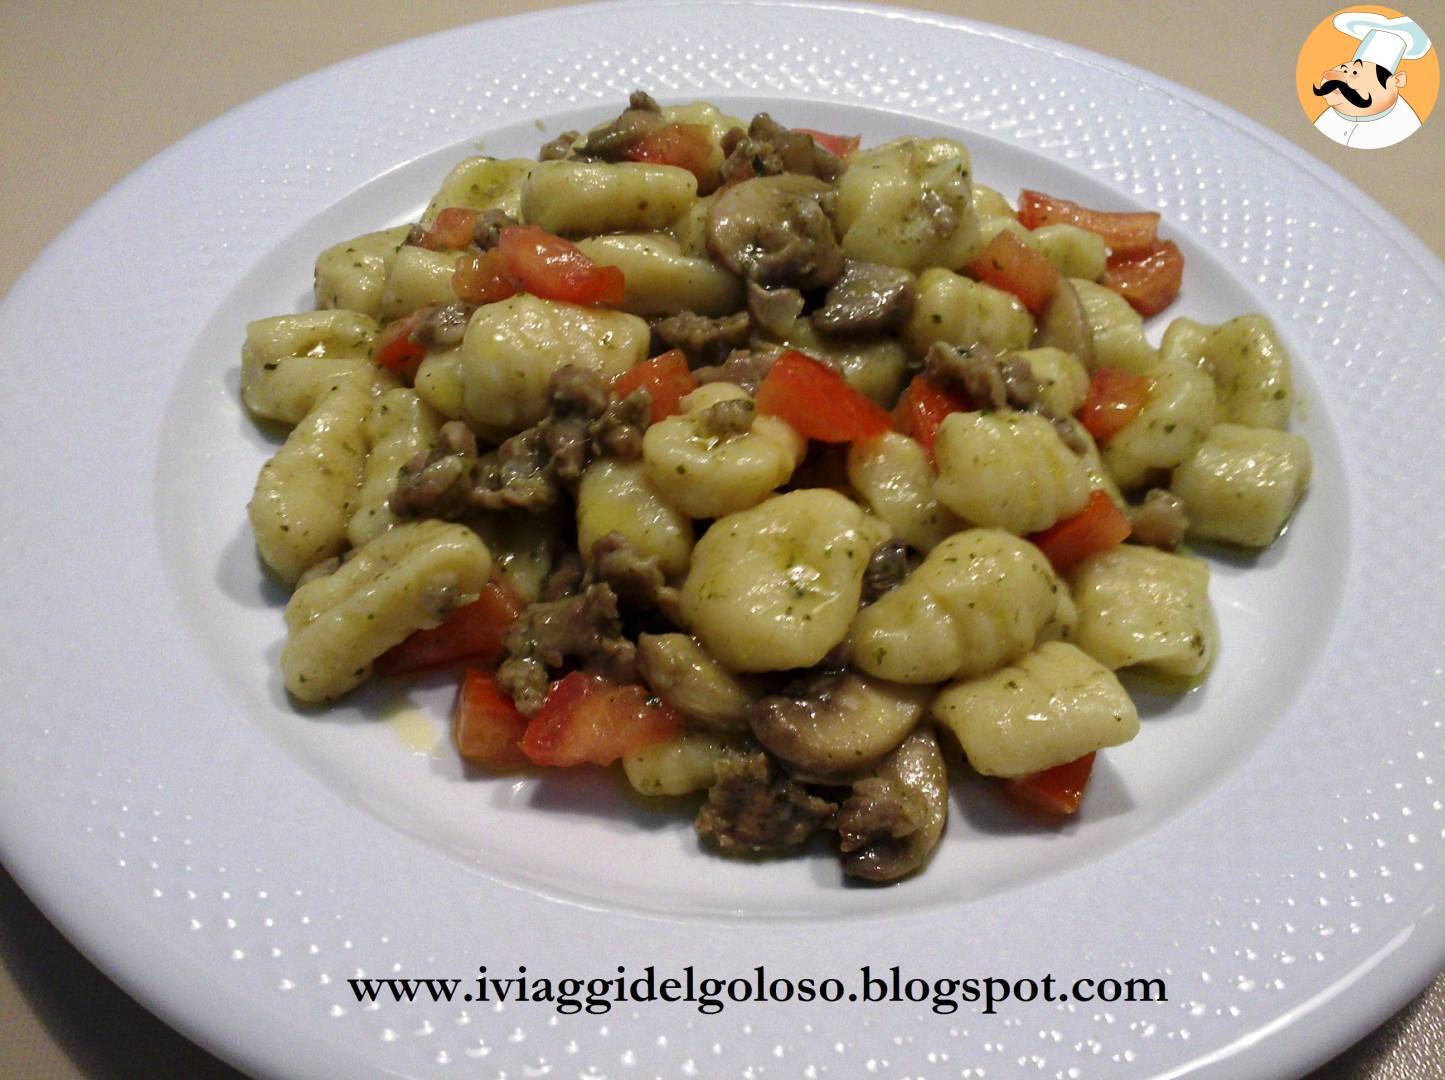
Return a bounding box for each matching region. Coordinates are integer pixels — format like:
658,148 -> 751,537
0,2 -> 1440,1077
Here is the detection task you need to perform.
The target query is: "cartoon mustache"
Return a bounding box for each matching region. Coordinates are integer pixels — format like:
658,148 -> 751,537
1313,79 -> 1373,108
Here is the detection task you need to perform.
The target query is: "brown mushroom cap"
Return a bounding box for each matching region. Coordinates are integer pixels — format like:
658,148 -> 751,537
706,175 -> 846,290
748,670 -> 932,780
1033,278 -> 1095,368
837,725 -> 948,882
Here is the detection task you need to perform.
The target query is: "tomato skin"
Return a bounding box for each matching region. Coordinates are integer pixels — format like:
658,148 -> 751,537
755,351 -> 892,443
415,207 -> 479,251
498,224 -> 625,306
452,247 -> 518,304
892,374 -> 972,462
454,669 -> 531,769
612,349 -> 698,424
520,673 -> 681,767
1100,239 -> 1184,317
1077,367 -> 1152,445
966,229 -> 1059,314
1027,490 -> 1131,572
1005,753 -> 1096,815
1017,190 -> 1160,258
793,128 -> 861,160
373,309 -> 431,380
624,123 -> 715,184
375,578 -> 526,676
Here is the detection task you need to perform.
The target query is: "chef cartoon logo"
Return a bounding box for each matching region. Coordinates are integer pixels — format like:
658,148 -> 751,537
1296,6 -> 1436,149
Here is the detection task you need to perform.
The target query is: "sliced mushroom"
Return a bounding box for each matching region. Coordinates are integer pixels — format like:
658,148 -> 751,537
695,751 -> 838,857
837,725 -> 947,882
812,260 -> 917,337
746,280 -> 805,338
638,633 -> 762,733
1033,278 -> 1095,368
748,670 -> 932,781
707,175 -> 845,290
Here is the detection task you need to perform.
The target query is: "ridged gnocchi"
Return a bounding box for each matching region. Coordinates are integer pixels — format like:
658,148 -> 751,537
241,310 -> 385,425
522,160 -> 697,236
846,432 -> 961,551
851,529 -> 1060,683
1101,362 -> 1218,490
577,459 -> 694,577
348,389 -> 443,547
423,156 -> 533,223
574,234 -> 743,317
934,411 -> 1092,534
903,268 -> 1034,355
314,226 -> 410,318
1170,423 -> 1311,548
1071,277 -> 1158,373
932,642 -> 1138,777
681,490 -> 872,672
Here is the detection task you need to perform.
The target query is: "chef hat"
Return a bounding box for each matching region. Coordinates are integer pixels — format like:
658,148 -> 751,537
1333,11 -> 1432,73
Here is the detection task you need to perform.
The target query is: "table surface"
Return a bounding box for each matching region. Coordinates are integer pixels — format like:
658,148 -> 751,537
1,2 -> 1440,1077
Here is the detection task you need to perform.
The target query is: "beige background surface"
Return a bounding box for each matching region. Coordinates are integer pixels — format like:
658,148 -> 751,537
0,2 -> 1440,1077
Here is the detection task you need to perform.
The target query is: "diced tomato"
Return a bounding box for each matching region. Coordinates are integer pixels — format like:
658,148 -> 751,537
1027,490 -> 1131,572
892,374 -> 972,462
966,229 -> 1059,314
453,669 -> 530,769
497,224 -> 625,306
612,349 -> 698,424
794,128 -> 861,160
1077,367 -> 1152,445
625,123 -> 715,185
452,247 -> 518,304
415,207 -> 479,251
375,577 -> 525,676
1100,239 -> 1184,317
520,673 -> 681,767
755,351 -> 892,443
373,309 -> 431,380
1017,190 -> 1160,258
1005,753 -> 1096,815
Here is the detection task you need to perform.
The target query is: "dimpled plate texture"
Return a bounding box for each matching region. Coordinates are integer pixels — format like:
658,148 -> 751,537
0,2 -> 1441,1078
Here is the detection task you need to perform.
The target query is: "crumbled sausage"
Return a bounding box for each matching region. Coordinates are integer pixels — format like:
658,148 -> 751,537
693,347 -> 781,396
497,582 -> 637,714
581,93 -> 667,159
746,281 -> 805,338
585,533 -> 680,622
836,776 -> 929,853
695,752 -> 837,856
925,342 -> 1039,411
812,261 -> 917,336
591,389 -> 651,461
413,302 -> 475,350
537,130 -> 581,161
920,189 -> 959,238
653,310 -> 753,366
472,209 -> 517,251
696,397 -> 756,437
1130,489 -> 1190,550
718,113 -> 845,185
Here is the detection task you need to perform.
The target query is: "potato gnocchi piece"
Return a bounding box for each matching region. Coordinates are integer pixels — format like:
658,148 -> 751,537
1170,423 -> 1311,548
1070,278 -> 1158,374
313,226 -> 410,318
643,383 -> 804,519
623,731 -> 736,797
1069,545 -> 1217,677
378,246 -> 463,322
461,293 -> 649,433
932,641 -> 1138,777
577,459 -> 694,578
1031,224 -> 1108,281
248,378 -> 371,585
669,193 -> 719,258
637,633 -> 760,733
680,489 -> 872,672
763,319 -> 909,407
281,521 -> 492,702
903,268 -> 1034,356
933,411 -> 1092,534
240,310 -> 385,425
1158,316 -> 1212,369
1199,315 -> 1293,429
846,432 -> 961,552
470,511 -> 562,603
522,160 -> 697,236
835,137 -> 979,272
1012,346 -> 1089,417
1101,361 -> 1217,491
1054,417 -> 1127,510
412,346 -> 468,423
1039,586 -> 1079,644
969,216 -> 1040,260
348,389 -> 443,548
574,234 -> 743,317
970,184 -> 1014,222
423,156 -> 533,223
851,528 -> 1060,684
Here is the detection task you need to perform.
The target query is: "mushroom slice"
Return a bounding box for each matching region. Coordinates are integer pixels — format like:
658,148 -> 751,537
1033,278 -> 1095,368
748,670 -> 932,781
837,725 -> 948,882
638,633 -> 762,734
706,174 -> 845,290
